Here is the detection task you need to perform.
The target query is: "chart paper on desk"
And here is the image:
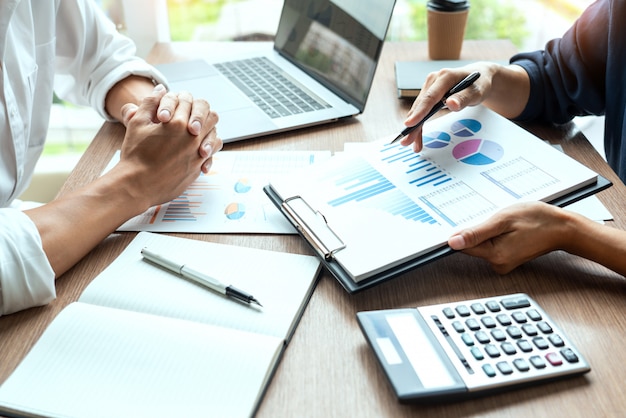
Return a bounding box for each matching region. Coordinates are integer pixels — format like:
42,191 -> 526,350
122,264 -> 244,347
268,106 -> 599,282
111,150 -> 330,233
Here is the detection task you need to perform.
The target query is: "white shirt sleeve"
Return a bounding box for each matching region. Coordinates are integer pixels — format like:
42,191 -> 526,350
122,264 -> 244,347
52,0 -> 168,121
0,209 -> 56,316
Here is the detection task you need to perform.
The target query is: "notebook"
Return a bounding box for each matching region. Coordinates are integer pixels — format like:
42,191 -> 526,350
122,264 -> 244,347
0,232 -> 322,418
157,0 -> 397,142
395,59 -> 508,98
264,105 -> 612,293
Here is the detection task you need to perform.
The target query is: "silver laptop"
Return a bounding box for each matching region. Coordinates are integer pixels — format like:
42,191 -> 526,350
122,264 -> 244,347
157,0 -> 397,142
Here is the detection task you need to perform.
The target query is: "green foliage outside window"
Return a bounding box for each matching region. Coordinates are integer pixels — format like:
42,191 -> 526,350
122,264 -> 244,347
167,0 -> 229,41
407,0 -> 528,48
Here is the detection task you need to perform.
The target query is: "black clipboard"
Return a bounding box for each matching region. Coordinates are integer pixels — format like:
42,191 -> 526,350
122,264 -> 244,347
264,175 -> 612,294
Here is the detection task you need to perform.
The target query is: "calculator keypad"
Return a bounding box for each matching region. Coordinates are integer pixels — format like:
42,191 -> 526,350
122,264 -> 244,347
419,294 -> 589,391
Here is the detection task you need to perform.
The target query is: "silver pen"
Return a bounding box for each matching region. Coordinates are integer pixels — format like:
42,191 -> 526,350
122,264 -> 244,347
140,247 -> 262,307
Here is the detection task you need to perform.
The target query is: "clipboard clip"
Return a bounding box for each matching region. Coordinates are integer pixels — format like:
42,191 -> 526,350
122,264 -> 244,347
282,196 -> 346,260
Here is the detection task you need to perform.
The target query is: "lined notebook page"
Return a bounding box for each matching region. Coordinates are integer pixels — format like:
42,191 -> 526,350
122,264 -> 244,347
0,302 -> 282,418
79,231 -> 322,339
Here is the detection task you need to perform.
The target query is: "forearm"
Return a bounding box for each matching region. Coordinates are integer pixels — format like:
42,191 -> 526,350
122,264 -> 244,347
561,210 -> 626,276
105,75 -> 156,122
482,64 -> 531,120
24,166 -> 151,276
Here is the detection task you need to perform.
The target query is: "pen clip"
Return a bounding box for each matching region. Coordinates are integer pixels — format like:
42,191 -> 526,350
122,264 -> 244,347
281,196 -> 346,260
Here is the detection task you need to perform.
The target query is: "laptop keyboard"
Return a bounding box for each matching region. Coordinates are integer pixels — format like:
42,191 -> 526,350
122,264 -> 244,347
214,57 -> 330,119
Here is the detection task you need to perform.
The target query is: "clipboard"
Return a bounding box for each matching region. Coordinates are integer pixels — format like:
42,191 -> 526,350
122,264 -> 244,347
264,175 -> 612,294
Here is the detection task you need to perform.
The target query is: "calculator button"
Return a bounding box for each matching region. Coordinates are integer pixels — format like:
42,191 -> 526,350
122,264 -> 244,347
496,314 -> 512,326
522,324 -> 538,336
560,348 -> 580,363
513,358 -> 530,372
537,321 -> 553,334
461,333 -> 474,346
470,347 -> 484,360
533,336 -> 549,350
501,342 -> 517,355
452,321 -> 465,333
506,326 -> 523,339
481,316 -> 497,328
475,331 -> 491,344
496,361 -> 513,375
491,329 -> 507,341
466,318 -> 481,331
482,364 -> 497,377
442,307 -> 455,319
501,296 -> 531,310
546,352 -> 563,366
517,339 -> 533,353
471,303 -> 486,315
549,334 -> 565,347
485,344 -> 500,358
456,305 -> 471,317
529,355 -> 546,369
512,312 -> 528,323
485,300 -> 501,312
527,309 -> 542,321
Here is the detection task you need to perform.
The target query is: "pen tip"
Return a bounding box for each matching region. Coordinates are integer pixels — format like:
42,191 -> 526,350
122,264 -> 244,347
390,134 -> 403,144
252,299 -> 263,307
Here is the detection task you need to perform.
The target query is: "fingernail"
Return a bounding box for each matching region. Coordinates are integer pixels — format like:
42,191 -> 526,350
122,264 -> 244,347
202,160 -> 212,174
203,142 -> 213,156
448,235 -> 466,250
153,84 -> 165,93
191,120 -> 201,134
159,109 -> 171,120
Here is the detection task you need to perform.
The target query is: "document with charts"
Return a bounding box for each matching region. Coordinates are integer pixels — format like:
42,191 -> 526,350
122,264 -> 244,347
265,105 -> 610,293
115,150 -> 330,233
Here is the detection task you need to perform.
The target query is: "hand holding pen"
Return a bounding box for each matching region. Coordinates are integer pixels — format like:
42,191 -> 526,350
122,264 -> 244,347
392,71 -> 481,145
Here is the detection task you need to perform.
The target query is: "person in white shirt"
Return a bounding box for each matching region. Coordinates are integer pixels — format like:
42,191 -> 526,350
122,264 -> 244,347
0,0 -> 222,316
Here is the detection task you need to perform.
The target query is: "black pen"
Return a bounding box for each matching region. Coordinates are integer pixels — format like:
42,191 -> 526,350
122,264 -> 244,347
390,71 -> 481,144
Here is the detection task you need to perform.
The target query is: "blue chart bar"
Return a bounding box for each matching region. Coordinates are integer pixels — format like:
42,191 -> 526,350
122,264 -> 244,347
326,158 -> 437,224
328,159 -> 395,206
163,195 -> 199,222
380,142 -> 453,187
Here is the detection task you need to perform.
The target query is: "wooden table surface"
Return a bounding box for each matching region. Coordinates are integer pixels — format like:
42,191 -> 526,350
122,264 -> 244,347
2,40 -> 625,417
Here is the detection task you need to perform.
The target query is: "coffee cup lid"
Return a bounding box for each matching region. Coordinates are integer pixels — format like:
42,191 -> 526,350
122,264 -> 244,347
427,0 -> 470,12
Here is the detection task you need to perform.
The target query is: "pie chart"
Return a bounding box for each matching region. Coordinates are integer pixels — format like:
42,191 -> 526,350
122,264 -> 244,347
224,202 -> 246,220
234,178 -> 252,193
423,131 -> 451,148
452,139 -> 504,165
451,119 -> 482,137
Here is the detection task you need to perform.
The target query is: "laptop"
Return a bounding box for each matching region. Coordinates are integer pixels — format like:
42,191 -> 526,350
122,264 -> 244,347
156,0 -> 397,142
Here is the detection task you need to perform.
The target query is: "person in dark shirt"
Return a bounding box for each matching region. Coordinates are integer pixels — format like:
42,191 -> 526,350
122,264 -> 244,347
400,0 -> 626,276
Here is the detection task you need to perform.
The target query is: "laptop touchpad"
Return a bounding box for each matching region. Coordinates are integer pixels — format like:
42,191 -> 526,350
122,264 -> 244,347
157,60 -> 253,112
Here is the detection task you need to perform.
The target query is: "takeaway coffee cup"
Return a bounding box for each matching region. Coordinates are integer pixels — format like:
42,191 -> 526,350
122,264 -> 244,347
427,0 -> 470,60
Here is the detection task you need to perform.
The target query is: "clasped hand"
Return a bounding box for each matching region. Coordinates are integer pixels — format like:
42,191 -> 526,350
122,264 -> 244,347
116,84 -> 222,210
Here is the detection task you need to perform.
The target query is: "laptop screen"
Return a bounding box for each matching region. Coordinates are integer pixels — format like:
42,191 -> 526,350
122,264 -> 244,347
274,0 -> 396,111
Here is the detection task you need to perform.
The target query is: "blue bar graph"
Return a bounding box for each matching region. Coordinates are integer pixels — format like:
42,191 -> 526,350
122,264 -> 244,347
379,142 -> 453,187
325,158 -> 438,224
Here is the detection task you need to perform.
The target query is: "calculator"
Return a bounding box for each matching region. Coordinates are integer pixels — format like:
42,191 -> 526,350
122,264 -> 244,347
356,293 -> 590,402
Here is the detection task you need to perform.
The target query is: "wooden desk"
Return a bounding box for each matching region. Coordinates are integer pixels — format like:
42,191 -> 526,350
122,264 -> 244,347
2,40 -> 626,417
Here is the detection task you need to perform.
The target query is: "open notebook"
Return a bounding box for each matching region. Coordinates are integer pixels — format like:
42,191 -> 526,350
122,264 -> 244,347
0,232 -> 322,418
264,105 -> 611,293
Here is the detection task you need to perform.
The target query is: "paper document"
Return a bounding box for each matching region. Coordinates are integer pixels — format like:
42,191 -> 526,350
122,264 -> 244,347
109,150 -> 330,233
266,106 -> 602,285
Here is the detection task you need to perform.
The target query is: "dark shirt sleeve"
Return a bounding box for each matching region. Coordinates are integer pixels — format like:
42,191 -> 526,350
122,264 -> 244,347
510,0 -> 609,124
